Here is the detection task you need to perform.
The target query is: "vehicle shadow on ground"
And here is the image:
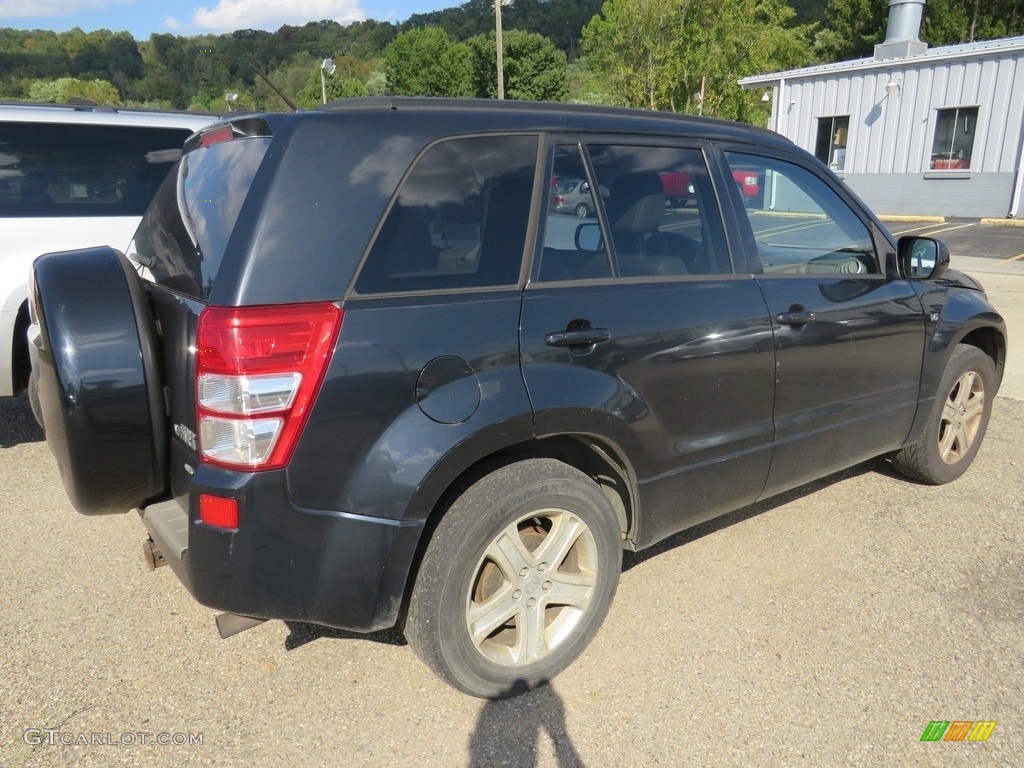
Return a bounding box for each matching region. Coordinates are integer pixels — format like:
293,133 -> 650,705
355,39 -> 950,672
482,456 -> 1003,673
467,681 -> 585,767
283,621 -> 408,650
0,394 -> 44,448
623,456 -> 894,573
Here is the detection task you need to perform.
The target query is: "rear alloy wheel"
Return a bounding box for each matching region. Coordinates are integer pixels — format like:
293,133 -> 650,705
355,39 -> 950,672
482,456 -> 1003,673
891,343 -> 995,484
574,203 -> 589,218
405,459 -> 621,698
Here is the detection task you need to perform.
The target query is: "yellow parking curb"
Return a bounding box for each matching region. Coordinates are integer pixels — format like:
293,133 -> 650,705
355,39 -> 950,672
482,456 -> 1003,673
981,217 -> 1024,227
877,214 -> 946,223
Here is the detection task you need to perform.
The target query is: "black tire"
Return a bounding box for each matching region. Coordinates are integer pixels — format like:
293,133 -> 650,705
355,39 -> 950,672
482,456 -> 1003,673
574,203 -> 589,218
405,459 -> 622,698
891,344 -> 995,485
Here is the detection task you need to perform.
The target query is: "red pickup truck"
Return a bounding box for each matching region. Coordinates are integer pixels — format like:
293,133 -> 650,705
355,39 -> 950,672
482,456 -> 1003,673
660,169 -> 761,207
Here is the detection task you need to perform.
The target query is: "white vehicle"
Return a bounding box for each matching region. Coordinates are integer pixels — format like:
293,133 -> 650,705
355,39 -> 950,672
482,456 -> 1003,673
0,102 -> 217,399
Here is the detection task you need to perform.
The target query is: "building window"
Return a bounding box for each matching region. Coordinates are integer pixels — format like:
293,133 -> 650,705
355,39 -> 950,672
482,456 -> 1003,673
930,107 -> 979,170
815,116 -> 849,172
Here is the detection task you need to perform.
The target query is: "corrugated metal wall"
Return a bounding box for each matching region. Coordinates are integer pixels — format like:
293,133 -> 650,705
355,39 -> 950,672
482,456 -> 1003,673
770,48 -> 1024,216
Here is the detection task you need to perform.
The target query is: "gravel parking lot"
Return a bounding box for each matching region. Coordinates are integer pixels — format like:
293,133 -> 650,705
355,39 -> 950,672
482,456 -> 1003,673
1,385 -> 1021,766
2,225 -> 1022,766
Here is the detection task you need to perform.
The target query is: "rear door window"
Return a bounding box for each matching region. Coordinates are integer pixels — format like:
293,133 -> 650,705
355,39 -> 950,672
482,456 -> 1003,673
0,122 -> 193,218
537,143 -> 731,281
354,135 -> 538,295
587,144 -> 732,277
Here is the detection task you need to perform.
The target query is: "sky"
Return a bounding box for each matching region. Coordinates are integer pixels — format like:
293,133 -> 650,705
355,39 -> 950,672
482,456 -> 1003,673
0,0 -> 454,38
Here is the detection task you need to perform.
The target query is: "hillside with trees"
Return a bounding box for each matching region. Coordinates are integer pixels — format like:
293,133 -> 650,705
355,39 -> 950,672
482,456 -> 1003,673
0,0 -> 1020,122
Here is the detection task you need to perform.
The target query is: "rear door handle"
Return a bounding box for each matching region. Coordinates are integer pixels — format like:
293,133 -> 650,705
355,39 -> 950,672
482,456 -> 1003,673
545,328 -> 611,347
776,310 -> 816,327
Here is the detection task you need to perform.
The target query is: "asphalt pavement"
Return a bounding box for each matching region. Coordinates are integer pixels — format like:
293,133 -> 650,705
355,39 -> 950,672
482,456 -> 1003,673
0,221 -> 1021,767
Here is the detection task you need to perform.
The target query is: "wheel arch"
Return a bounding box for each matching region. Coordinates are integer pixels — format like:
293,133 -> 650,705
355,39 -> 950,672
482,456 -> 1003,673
396,433 -> 638,625
906,313 -> 1006,449
957,324 -> 1006,384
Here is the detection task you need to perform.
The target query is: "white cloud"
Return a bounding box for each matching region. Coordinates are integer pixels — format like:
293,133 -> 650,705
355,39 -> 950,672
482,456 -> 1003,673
192,0 -> 365,32
0,0 -> 130,18
164,15 -> 180,29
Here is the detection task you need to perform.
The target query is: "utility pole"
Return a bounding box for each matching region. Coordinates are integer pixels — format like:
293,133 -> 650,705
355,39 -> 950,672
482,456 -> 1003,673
495,0 -> 507,100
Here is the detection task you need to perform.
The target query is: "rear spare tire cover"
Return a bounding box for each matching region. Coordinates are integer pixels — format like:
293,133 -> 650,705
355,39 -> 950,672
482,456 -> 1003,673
32,247 -> 167,514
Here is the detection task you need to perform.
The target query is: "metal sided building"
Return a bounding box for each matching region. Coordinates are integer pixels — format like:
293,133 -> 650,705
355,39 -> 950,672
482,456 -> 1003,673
738,0 -> 1024,219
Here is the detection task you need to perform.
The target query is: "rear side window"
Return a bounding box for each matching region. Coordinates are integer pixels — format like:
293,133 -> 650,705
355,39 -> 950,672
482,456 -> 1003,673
131,135 -> 271,300
0,122 -> 192,218
354,135 -> 538,295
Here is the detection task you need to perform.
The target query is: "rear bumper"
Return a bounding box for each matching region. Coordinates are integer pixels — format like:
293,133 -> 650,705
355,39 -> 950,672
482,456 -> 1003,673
140,464 -> 425,632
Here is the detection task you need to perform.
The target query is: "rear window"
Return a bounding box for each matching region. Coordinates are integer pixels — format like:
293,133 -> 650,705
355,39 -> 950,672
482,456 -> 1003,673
354,134 -> 538,295
131,135 -> 271,300
0,122 -> 193,218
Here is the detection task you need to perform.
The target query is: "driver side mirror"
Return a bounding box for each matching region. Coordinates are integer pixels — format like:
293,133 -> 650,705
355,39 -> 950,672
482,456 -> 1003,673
575,222 -> 604,253
897,236 -> 950,280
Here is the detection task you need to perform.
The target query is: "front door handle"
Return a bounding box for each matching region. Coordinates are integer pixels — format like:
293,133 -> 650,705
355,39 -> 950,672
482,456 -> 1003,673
776,310 -> 816,327
545,328 -> 611,348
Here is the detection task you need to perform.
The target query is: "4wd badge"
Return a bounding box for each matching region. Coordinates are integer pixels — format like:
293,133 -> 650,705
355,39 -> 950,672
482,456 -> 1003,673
174,423 -> 197,451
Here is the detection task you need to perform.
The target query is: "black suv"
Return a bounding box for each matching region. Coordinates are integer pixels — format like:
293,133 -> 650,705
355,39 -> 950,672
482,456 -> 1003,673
29,98 -> 1006,698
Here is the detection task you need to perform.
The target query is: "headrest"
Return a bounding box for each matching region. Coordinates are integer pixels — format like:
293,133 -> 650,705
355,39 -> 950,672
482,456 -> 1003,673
606,172 -> 665,234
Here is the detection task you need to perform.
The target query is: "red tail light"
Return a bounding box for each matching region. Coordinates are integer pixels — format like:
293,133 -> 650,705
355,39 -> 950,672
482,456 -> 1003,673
195,303 -> 342,470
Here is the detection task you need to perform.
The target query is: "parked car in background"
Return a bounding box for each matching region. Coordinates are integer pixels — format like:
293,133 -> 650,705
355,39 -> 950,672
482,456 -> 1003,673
549,177 -> 606,217
0,102 -> 216,404
29,98 -> 1005,700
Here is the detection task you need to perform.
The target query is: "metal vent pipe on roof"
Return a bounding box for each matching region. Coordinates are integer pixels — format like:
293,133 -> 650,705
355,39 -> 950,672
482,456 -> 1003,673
874,0 -> 928,60
883,0 -> 926,43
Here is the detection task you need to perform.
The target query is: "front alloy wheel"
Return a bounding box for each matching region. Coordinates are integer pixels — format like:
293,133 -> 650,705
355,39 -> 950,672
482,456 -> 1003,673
937,369 -> 985,465
891,343 -> 996,484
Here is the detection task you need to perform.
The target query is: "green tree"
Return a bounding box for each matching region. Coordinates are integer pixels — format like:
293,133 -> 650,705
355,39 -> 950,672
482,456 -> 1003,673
565,56 -> 624,105
382,27 -> 473,97
583,0 -> 812,120
124,71 -> 187,108
465,29 -> 569,100
813,0 -> 1024,61
27,76 -> 120,104
296,71 -> 369,108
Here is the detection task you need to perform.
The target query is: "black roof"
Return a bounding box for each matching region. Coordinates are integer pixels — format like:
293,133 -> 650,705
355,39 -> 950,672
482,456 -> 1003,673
308,97 -> 789,148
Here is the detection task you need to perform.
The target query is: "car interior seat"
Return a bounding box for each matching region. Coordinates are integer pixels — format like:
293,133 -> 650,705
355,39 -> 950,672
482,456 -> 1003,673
601,172 -> 688,277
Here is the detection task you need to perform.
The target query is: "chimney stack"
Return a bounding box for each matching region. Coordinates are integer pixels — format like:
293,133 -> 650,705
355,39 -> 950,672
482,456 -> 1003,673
874,0 -> 928,60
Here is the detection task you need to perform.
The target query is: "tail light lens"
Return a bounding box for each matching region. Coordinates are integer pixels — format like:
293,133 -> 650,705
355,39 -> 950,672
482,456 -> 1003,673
196,303 -> 342,470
